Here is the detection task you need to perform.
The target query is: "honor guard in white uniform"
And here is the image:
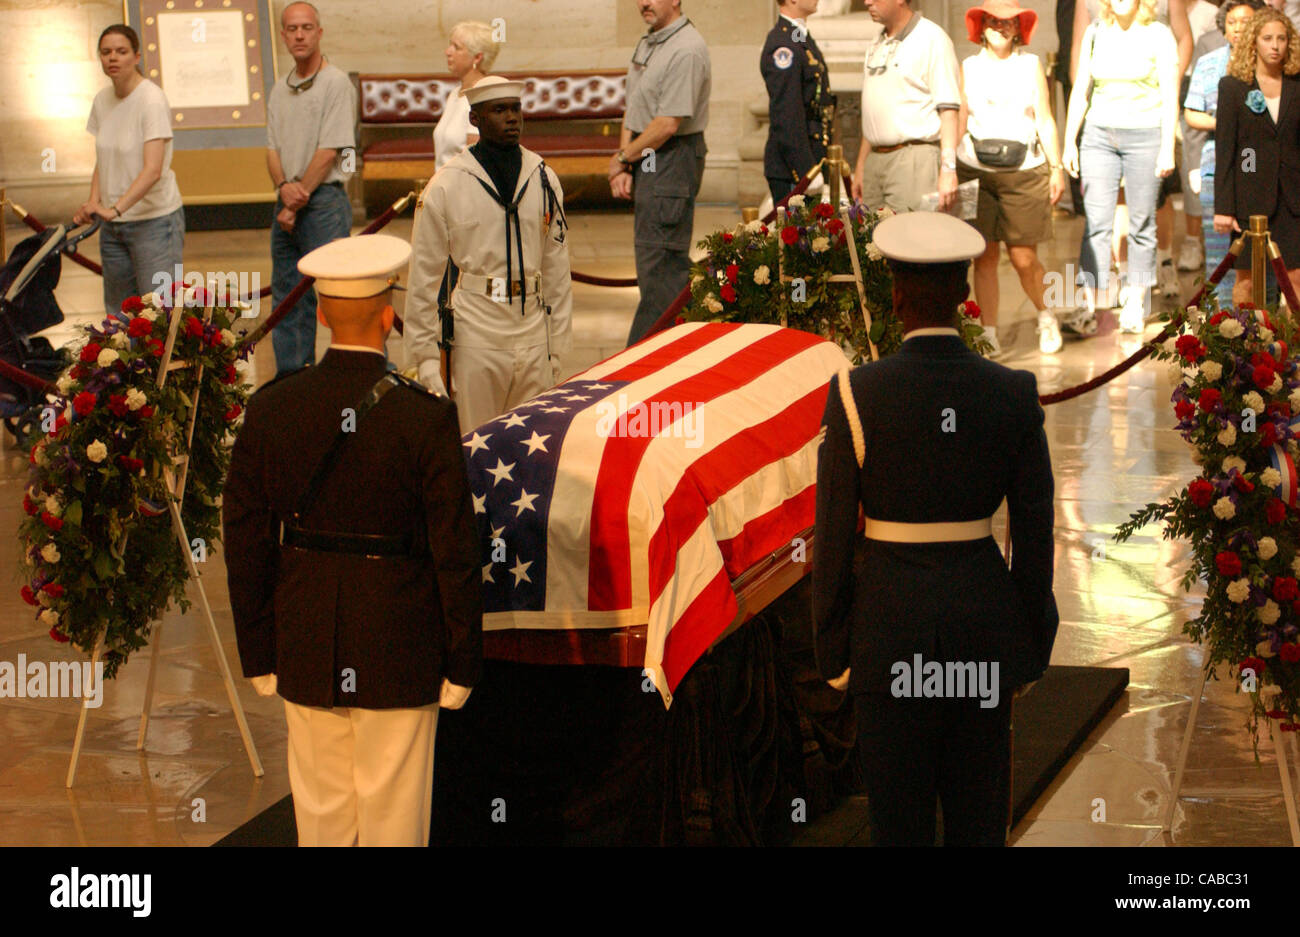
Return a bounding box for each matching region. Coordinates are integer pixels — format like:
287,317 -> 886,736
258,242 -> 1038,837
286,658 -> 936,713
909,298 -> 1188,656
224,234 -> 482,846
405,76 -> 574,434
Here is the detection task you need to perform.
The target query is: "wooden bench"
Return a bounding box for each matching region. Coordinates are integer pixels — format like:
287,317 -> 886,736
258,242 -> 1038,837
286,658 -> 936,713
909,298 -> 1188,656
354,69 -> 626,213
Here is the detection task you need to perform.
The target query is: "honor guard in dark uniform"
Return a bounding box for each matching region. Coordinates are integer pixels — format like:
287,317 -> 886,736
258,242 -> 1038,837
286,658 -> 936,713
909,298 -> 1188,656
762,0 -> 833,204
223,233 -> 482,846
812,213 -> 1058,846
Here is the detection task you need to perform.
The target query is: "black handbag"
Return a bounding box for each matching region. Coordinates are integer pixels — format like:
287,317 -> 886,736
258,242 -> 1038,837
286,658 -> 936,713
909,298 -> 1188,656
971,137 -> 1029,168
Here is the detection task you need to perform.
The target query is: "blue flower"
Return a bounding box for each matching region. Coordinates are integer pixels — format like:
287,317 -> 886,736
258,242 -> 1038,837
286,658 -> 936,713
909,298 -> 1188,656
1246,89 -> 1267,114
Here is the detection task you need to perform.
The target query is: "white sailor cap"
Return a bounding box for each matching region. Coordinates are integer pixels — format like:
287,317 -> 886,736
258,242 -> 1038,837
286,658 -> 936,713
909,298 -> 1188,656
462,75 -> 525,107
298,234 -> 411,299
872,212 -> 985,264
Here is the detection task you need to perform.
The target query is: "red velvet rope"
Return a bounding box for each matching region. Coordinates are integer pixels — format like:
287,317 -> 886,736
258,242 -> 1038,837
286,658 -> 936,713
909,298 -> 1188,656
0,356 -> 54,394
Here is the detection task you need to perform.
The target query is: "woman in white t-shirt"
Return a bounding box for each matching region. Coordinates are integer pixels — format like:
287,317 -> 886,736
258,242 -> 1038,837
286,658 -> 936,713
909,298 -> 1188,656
957,0 -> 1066,356
73,25 -> 184,316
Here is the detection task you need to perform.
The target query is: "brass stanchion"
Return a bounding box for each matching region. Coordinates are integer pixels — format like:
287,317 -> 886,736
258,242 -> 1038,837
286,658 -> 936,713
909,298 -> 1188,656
828,144 -> 843,208
741,207 -> 759,224
1,186 -> 7,262
1250,215 -> 1268,308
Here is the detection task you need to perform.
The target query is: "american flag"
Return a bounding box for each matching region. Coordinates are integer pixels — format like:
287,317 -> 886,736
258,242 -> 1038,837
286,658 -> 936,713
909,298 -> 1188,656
463,322 -> 849,705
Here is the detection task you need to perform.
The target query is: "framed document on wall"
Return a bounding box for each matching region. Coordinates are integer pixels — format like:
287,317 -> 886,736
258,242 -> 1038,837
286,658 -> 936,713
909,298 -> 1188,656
133,0 -> 269,128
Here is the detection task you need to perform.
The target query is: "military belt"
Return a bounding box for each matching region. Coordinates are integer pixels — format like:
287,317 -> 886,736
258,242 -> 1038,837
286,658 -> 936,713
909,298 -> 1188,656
281,524 -> 420,558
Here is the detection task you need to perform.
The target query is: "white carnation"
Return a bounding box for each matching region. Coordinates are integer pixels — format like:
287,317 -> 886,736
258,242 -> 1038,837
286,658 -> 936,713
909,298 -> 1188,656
1243,392 -> 1265,413
866,241 -> 883,261
1258,600 -> 1281,625
221,329 -> 237,347
1293,556 -> 1300,577
39,609 -> 60,626
32,443 -> 46,466
1222,456 -> 1247,475
1212,496 -> 1236,519
1269,374 -> 1283,394
753,265 -> 771,285
1219,318 -> 1244,339
1163,337 -> 1178,355
1290,387 -> 1300,411
140,309 -> 157,322
1262,467 -> 1282,488
1261,328 -> 1274,342
1201,360 -> 1223,381
811,236 -> 830,253
56,374 -> 74,395
1259,537 -> 1279,560
787,195 -> 805,210
44,495 -> 61,516
704,295 -> 724,314
1226,577 -> 1251,602
110,331 -> 129,348
40,543 -> 60,564
746,220 -> 764,234
691,274 -> 703,286
86,440 -> 108,464
95,348 -> 119,368
1168,362 -> 1186,384
125,388 -> 147,411
1218,424 -> 1237,446
876,206 -> 895,219
1257,639 -> 1277,658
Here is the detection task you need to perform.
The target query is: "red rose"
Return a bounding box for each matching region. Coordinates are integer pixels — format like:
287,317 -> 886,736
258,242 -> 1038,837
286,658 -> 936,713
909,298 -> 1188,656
22,494 -> 36,516
221,364 -> 238,385
139,405 -> 156,419
721,232 -> 734,243
72,391 -> 96,416
127,316 -> 153,338
224,404 -> 243,421
207,330 -> 223,348
1273,577 -> 1300,602
51,413 -> 68,436
1253,364 -> 1277,390
49,627 -> 69,644
1267,497 -> 1288,524
760,225 -> 769,236
148,338 -> 165,357
1175,399 -> 1196,420
815,202 -> 834,219
1174,334 -> 1206,363
20,585 -> 38,606
79,342 -> 102,364
108,394 -> 130,418
827,218 -> 844,236
780,226 -> 800,245
43,583 -> 64,598
1280,643 -> 1300,663
1260,422 -> 1279,447
116,455 -> 144,473
69,364 -> 88,380
961,300 -> 981,319
1188,478 -> 1215,507
1250,351 -> 1279,370
720,284 -> 737,303
1233,473 -> 1255,493
41,511 -> 62,532
1240,656 -> 1266,676
120,296 -> 145,314
185,316 -> 204,339
1215,551 -> 1242,576
725,264 -> 739,284
1198,388 -> 1222,412
1209,311 -> 1229,325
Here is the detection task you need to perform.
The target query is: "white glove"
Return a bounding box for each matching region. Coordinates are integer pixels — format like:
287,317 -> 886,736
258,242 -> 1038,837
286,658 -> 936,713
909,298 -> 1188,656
550,355 -> 563,385
828,668 -> 850,691
250,673 -> 278,697
439,678 -> 472,710
417,359 -> 449,398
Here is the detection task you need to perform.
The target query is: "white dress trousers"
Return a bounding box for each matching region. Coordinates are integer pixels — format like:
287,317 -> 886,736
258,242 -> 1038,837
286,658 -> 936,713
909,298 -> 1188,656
283,699 -> 439,847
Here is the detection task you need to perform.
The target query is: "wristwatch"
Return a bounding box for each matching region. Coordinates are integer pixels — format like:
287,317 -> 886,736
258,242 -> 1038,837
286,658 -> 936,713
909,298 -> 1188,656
941,158 -> 957,173
615,151 -> 632,167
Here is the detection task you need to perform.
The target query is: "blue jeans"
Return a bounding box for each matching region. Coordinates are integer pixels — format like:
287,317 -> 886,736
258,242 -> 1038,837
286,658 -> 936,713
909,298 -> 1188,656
270,183 -> 352,374
99,207 -> 185,315
1198,154 -> 1236,304
1078,123 -> 1161,292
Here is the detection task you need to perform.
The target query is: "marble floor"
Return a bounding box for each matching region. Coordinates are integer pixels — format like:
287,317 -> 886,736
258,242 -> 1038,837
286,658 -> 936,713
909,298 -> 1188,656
2,199 -> 1298,847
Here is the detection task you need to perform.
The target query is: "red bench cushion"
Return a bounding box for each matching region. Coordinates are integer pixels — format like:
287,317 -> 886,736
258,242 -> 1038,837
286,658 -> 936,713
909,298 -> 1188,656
359,71 -> 626,124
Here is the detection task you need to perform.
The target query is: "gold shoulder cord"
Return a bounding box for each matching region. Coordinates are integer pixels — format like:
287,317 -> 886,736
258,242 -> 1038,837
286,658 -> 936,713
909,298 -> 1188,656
836,369 -> 865,469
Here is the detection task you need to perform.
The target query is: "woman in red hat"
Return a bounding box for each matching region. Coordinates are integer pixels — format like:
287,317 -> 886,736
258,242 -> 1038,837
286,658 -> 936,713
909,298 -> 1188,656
957,0 -> 1067,356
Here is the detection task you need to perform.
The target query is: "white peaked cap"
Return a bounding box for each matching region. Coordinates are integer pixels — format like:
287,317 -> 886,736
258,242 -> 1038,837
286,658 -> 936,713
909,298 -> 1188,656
298,234 -> 411,299
463,75 -> 526,107
872,211 -> 986,263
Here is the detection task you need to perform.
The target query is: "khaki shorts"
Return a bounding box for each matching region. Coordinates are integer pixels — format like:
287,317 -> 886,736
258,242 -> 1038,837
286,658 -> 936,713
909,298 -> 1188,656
957,162 -> 1051,246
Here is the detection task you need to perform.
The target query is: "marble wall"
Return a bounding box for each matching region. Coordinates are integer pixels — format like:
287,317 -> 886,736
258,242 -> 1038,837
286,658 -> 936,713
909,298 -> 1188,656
0,0 -> 1070,221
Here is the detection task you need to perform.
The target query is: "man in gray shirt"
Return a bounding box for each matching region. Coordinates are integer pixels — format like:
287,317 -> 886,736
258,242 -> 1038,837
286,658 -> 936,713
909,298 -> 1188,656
610,0 -> 711,345
266,1 -> 356,374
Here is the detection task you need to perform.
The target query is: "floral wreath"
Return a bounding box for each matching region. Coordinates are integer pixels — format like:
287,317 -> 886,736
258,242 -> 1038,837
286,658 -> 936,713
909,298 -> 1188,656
684,196 -> 988,361
1118,301 -> 1300,748
17,289 -> 250,679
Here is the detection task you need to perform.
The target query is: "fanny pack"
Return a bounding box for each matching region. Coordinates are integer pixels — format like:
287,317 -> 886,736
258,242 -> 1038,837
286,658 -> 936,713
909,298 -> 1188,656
971,137 -> 1028,169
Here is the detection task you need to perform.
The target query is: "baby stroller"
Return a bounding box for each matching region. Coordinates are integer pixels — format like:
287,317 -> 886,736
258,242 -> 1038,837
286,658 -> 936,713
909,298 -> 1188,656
0,219 -> 99,448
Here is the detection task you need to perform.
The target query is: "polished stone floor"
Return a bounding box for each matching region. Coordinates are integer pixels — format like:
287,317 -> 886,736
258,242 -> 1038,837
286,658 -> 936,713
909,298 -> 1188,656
3,199 -> 1298,847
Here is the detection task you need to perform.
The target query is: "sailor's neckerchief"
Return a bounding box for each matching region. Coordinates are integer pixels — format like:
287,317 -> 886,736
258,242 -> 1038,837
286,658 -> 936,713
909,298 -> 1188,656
470,138 -> 528,313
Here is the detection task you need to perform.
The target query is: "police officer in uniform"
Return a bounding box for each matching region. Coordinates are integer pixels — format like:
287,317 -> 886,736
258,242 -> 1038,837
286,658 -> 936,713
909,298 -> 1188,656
223,234 -> 482,847
812,213 -> 1058,846
762,0 -> 833,204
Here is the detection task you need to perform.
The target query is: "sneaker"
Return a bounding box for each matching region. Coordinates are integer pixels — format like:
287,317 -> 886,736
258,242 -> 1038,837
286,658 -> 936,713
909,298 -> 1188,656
1119,288 -> 1148,333
1176,238 -> 1204,272
1059,306 -> 1098,337
1158,259 -> 1180,298
1037,312 -> 1063,353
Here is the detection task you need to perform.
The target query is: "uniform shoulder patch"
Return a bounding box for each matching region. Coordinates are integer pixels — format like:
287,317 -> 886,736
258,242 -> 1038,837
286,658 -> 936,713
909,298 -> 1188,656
773,47 -> 794,70
392,371 -> 445,400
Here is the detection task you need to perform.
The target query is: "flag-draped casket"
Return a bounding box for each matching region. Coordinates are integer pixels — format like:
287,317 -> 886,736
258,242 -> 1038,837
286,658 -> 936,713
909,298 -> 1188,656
462,322 -> 850,705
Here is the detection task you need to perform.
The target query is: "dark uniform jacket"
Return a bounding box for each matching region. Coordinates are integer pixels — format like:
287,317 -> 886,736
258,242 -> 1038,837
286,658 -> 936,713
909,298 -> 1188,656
811,333 -> 1058,694
1215,74 -> 1300,224
761,16 -> 831,184
223,348 -> 482,709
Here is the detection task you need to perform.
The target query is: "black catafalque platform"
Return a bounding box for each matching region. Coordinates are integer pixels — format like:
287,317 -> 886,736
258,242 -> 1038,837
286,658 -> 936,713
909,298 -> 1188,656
217,582 -> 1127,847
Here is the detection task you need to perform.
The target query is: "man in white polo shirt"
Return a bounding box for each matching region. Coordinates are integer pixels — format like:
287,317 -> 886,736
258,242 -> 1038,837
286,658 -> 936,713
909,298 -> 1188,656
851,0 -> 961,213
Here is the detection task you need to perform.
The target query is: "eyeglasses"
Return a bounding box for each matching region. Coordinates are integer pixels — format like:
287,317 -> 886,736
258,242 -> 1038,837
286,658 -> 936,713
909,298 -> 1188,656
865,37 -> 900,76
288,63 -> 322,94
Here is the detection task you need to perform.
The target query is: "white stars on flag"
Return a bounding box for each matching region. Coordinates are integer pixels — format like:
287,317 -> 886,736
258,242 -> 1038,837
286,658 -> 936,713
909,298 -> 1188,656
501,412 -> 529,429
464,431 -> 492,455
522,431 -> 551,455
486,458 -> 516,487
472,492 -> 486,515
511,488 -> 539,516
509,556 -> 533,585
482,562 -> 495,584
